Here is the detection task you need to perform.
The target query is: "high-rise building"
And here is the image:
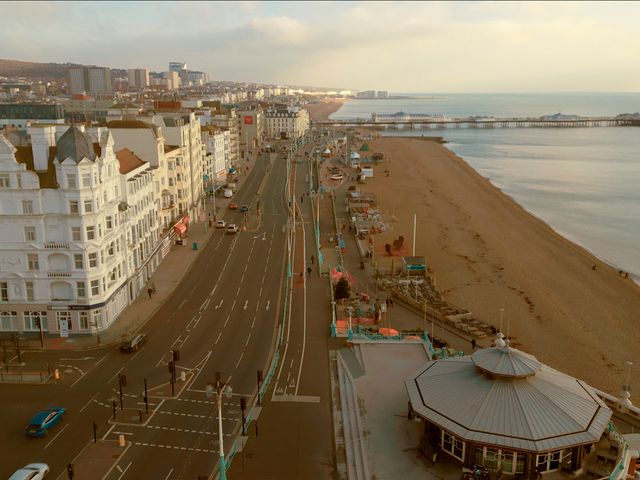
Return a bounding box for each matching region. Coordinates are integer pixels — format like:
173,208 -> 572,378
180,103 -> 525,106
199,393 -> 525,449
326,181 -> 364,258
169,62 -> 187,72
161,71 -> 180,90
66,67 -> 112,94
127,69 -> 149,89
68,68 -> 86,95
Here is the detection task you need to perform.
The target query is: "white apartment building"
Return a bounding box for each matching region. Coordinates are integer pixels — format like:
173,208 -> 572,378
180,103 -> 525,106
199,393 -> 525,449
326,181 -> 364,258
0,124 -> 159,336
200,109 -> 239,169
201,126 -> 228,187
106,119 -> 178,230
265,106 -> 310,139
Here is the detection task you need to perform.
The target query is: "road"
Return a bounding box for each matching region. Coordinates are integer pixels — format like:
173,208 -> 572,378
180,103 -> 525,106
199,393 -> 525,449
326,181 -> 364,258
0,148 -> 291,479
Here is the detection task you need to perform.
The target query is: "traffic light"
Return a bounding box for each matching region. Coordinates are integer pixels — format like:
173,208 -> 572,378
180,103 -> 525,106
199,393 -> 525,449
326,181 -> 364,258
34,318 -> 41,328
172,349 -> 180,362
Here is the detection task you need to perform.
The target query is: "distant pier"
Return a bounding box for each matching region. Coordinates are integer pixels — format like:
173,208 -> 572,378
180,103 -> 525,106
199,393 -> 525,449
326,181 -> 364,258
313,117 -> 640,129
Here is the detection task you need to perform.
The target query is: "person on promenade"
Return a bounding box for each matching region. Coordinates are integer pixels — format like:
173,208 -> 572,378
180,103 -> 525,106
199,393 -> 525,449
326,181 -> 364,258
147,287 -> 153,299
310,255 -> 315,264
307,266 -> 312,278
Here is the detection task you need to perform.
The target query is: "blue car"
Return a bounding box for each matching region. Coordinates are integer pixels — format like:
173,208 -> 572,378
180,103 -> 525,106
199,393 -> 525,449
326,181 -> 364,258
25,407 -> 65,437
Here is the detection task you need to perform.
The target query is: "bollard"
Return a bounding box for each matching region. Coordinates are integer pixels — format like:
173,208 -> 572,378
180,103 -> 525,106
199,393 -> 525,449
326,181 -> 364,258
118,434 -> 125,447
54,368 -> 60,380
181,370 -> 186,382
138,409 -> 143,422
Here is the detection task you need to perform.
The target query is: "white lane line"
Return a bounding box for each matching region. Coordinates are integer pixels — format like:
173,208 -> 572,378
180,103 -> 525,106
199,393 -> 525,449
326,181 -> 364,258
201,298 -> 210,311
116,465 -> 123,473
235,352 -> 244,368
231,300 -> 236,310
215,332 -> 222,345
163,468 -> 174,480
266,300 -> 270,311
224,315 -> 230,328
101,424 -> 115,440
94,353 -> 109,366
130,347 -> 145,362
80,393 -> 98,413
240,273 -> 245,283
245,332 -> 252,346
43,423 -> 69,450
243,300 -> 248,310
296,194 -> 309,396
108,366 -> 124,384
215,300 -> 224,310
251,317 -> 256,328
70,370 -> 88,388
179,299 -> 186,309
116,462 -> 132,480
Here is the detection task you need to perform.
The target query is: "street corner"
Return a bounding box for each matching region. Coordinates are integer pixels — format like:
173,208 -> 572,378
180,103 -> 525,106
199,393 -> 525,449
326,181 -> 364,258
58,439 -> 130,480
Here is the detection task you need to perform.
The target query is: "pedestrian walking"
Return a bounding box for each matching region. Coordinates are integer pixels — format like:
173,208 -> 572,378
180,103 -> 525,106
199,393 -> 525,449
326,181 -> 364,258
307,266 -> 312,278
147,287 -> 153,299
310,255 -> 315,264
471,338 -> 477,350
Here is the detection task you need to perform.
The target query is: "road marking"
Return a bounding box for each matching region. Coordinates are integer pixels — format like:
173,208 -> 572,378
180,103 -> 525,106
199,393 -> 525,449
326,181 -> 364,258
133,442 -> 218,454
224,314 -> 230,328
70,370 -> 87,388
113,431 -> 133,436
235,352 -> 244,368
130,347 -> 145,361
214,300 -> 224,310
95,353 -> 109,366
108,366 -> 125,384
200,298 -> 210,311
243,300 -> 248,310
231,299 -> 236,310
236,285 -> 241,296
163,468 -> 174,480
43,423 -> 69,450
143,424 -> 231,436
80,393 -> 98,413
115,462 -> 132,480
266,300 -> 270,311
215,332 -> 222,345
179,299 -> 186,309
116,465 -> 123,473
245,332 -> 252,346
60,356 -> 94,361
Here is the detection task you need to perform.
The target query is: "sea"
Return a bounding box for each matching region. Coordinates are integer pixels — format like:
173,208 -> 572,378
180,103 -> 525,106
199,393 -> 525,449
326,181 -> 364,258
329,93 -> 640,279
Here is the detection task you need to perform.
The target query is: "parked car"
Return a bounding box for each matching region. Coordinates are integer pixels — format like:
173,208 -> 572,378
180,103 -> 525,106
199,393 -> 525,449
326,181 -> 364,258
239,205 -> 249,213
9,463 -> 49,480
120,333 -> 146,352
215,220 -> 226,229
25,408 -> 65,437
228,202 -> 238,210
226,224 -> 239,234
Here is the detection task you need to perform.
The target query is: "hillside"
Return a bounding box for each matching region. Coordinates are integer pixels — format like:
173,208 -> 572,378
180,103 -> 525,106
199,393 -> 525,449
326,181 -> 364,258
0,58 -> 125,80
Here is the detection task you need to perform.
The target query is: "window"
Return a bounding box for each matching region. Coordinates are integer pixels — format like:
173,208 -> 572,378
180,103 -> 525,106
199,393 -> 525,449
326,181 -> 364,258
0,282 -> 8,301
22,200 -> 33,214
71,226 -> 81,241
24,226 -> 36,241
88,252 -> 97,268
105,216 -> 113,229
79,312 -> 89,330
69,200 -> 79,214
67,173 -> 77,189
24,311 -> 47,331
82,172 -> 91,187
83,199 -> 93,213
77,281 -> 86,298
26,281 -> 34,301
90,280 -> 99,296
86,225 -> 95,240
0,174 -> 10,188
27,254 -> 39,271
93,308 -> 103,328
107,242 -> 114,256
441,431 -> 464,461
74,254 -> 83,269
0,311 -> 17,330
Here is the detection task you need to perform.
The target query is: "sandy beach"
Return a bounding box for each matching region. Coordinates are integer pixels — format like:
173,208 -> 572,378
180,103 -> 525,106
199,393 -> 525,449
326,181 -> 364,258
306,98 -> 346,121
356,136 -> 640,395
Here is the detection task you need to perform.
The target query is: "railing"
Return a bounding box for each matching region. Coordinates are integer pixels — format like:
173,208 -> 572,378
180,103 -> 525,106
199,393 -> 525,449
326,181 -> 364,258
605,422 -> 629,480
47,271 -> 72,278
44,242 -> 69,249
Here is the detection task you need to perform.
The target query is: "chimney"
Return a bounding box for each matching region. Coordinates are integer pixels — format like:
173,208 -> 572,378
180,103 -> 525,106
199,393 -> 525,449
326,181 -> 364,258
28,125 -> 55,171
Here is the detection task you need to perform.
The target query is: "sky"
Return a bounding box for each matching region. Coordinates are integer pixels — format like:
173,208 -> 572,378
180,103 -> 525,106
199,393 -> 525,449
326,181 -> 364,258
1,1 -> 639,93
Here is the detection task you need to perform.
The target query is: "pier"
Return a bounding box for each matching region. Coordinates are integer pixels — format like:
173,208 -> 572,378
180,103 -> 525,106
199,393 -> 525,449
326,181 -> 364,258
313,117 -> 640,129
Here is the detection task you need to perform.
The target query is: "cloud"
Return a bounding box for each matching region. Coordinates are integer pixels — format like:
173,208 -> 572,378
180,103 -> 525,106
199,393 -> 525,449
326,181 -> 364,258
0,1 -> 639,92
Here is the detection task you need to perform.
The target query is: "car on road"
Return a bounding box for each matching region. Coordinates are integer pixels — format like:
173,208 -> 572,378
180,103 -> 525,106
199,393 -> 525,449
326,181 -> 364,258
229,202 -> 238,210
120,333 -> 146,352
239,205 -> 249,213
9,463 -> 49,480
25,408 -> 65,437
226,224 -> 239,234
215,220 -> 226,229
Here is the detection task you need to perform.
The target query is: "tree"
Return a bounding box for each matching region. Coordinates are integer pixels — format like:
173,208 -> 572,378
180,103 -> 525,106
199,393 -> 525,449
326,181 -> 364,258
334,277 -> 350,300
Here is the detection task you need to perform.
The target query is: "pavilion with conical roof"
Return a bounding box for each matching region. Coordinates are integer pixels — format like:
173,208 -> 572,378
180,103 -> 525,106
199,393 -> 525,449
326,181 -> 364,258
405,336 -> 612,478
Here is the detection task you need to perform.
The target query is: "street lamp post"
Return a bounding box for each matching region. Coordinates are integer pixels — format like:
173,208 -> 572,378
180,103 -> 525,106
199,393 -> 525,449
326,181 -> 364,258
206,376 -> 233,480
90,320 -> 101,345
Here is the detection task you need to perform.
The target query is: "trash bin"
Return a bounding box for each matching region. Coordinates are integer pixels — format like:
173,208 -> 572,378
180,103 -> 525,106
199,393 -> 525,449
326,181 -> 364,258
193,242 -> 198,251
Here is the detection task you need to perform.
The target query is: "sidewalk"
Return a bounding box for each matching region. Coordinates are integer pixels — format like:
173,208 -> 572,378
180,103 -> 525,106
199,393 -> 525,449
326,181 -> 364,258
56,440 -> 129,480
39,155 -> 259,351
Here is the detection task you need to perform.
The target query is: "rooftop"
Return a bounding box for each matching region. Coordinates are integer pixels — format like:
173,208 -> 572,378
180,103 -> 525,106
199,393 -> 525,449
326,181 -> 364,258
115,148 -> 146,174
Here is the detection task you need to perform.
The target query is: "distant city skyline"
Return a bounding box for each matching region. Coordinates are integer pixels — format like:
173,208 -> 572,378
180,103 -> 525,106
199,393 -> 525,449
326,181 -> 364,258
1,1 -> 639,93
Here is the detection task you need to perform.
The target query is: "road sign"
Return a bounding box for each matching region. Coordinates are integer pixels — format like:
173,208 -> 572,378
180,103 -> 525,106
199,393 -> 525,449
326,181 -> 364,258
59,319 -> 69,338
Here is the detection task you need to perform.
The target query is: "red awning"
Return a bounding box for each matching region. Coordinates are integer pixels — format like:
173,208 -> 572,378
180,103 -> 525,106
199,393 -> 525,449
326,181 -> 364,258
174,223 -> 187,235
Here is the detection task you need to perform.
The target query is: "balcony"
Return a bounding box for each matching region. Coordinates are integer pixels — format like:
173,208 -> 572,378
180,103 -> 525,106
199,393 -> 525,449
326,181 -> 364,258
47,271 -> 72,278
45,242 -> 70,249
